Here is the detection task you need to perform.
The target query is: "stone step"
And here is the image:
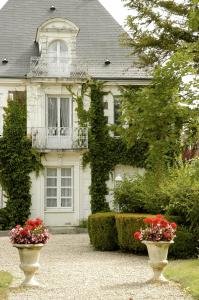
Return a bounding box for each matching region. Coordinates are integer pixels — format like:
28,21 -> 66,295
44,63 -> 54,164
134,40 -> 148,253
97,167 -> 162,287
48,226 -> 88,234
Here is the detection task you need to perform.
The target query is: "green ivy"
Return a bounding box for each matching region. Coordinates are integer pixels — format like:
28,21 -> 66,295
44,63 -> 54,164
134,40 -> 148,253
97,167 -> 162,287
0,94 -> 43,228
71,80 -> 147,214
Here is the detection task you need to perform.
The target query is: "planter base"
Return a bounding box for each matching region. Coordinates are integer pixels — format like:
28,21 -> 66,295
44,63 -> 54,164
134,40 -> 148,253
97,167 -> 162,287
142,241 -> 173,284
13,244 -> 43,288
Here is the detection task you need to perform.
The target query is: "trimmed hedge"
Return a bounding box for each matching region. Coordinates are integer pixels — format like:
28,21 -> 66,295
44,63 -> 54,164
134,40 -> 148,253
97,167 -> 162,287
115,213 -> 154,254
88,212 -> 118,251
169,227 -> 199,259
88,212 -> 199,258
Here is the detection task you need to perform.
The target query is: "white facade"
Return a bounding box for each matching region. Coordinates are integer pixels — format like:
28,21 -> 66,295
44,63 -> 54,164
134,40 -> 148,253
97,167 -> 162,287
0,17 -> 147,227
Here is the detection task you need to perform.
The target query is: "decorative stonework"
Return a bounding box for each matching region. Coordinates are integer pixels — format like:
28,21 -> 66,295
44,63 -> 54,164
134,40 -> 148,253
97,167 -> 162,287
35,18 -> 79,57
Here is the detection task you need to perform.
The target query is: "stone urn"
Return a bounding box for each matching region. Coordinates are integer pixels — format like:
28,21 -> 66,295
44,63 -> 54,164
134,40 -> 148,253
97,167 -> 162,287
142,240 -> 174,283
13,244 -> 44,287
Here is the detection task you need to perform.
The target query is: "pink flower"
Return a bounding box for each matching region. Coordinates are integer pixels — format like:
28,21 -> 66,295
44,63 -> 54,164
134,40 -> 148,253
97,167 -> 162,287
9,218 -> 49,245
133,231 -> 142,241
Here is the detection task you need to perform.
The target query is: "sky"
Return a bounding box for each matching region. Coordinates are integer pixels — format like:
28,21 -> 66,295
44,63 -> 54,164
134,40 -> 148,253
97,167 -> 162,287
0,0 -> 129,26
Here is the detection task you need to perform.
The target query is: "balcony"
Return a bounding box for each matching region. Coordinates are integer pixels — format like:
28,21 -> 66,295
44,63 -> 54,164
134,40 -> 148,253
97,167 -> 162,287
31,127 -> 88,150
28,57 -> 88,79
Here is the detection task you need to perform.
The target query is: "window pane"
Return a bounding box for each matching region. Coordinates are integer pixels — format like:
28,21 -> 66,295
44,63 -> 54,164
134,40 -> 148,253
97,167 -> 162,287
61,198 -> 72,208
47,168 -> 57,177
60,99 -> 70,128
114,96 -> 121,125
47,178 -> 57,187
47,188 -> 57,197
48,98 -> 57,128
60,41 -> 68,54
61,168 -> 71,177
61,188 -> 72,197
47,198 -> 57,207
61,178 -> 72,187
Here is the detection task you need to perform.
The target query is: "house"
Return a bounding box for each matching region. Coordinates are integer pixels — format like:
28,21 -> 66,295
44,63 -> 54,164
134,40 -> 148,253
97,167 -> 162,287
0,0 -> 149,228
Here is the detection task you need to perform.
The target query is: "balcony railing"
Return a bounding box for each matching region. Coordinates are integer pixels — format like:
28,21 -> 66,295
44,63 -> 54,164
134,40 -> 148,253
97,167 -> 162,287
28,57 -> 88,78
31,127 -> 88,150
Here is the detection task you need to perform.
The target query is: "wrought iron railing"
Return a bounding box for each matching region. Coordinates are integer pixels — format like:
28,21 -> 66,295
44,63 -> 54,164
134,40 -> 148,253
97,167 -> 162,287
31,127 -> 88,150
29,57 -> 88,78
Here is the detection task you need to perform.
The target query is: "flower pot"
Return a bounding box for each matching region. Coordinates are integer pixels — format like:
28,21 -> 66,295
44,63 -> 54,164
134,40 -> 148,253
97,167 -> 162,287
142,241 -> 174,283
13,244 -> 44,287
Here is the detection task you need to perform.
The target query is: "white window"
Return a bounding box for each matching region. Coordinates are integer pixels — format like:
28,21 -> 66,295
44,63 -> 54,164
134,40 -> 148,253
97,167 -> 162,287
48,40 -> 69,75
47,96 -> 72,133
46,167 -> 73,209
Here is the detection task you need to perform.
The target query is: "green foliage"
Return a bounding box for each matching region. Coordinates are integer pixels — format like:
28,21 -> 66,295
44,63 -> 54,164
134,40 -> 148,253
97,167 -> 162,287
115,213 -> 154,254
122,0 -> 198,67
88,212 -> 198,259
0,96 -> 43,228
114,178 -> 146,213
164,259 -> 199,299
162,161 -> 199,228
71,80 -> 148,214
119,53 -> 199,169
114,172 -> 170,214
169,227 -> 199,259
88,81 -> 111,213
88,212 -> 118,251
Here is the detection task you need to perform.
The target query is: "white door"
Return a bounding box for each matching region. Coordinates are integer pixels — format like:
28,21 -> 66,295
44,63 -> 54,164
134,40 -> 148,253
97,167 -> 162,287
47,97 -> 72,149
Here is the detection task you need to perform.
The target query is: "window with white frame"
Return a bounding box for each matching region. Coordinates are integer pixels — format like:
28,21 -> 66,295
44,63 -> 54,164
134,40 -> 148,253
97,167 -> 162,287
47,96 -> 72,135
48,40 -> 68,62
46,167 -> 73,209
48,40 -> 69,75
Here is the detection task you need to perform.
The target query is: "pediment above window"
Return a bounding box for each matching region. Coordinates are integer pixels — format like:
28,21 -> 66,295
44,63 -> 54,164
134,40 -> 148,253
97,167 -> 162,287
36,18 -> 79,42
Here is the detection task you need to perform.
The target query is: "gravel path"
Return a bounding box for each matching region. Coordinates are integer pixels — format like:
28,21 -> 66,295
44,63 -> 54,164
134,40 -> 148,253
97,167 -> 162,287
0,234 -> 192,300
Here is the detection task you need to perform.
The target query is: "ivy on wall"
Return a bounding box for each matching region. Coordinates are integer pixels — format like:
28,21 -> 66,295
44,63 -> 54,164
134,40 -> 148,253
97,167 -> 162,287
70,80 -> 147,214
0,93 -> 43,228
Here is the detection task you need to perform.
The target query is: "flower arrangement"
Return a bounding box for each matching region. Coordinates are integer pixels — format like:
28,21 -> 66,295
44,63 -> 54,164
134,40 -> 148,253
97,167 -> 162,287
134,214 -> 177,242
10,218 -> 49,244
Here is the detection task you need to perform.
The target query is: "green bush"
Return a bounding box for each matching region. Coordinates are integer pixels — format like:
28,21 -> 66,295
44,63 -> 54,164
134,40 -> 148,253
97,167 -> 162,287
113,172 -> 170,215
169,227 -> 199,259
114,178 -> 145,213
115,213 -> 154,254
162,162 -> 199,228
88,212 -> 118,250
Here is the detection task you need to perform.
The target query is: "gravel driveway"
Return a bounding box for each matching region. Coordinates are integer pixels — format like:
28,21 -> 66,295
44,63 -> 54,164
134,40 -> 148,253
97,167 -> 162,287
0,234 -> 192,300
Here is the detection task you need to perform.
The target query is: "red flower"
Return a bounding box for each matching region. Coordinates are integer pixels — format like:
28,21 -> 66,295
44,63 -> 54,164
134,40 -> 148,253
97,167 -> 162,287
35,218 -> 42,226
134,231 -> 142,240
20,229 -> 29,236
160,219 -> 169,228
143,218 -> 153,224
151,218 -> 159,226
171,222 -> 177,229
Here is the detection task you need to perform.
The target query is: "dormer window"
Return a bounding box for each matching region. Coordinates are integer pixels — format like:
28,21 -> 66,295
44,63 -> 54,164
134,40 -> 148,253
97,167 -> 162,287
48,40 -> 69,75
31,18 -> 80,77
48,40 -> 68,61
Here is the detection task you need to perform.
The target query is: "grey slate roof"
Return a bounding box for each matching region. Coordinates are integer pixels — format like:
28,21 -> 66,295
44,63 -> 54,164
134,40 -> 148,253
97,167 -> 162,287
0,0 -> 150,79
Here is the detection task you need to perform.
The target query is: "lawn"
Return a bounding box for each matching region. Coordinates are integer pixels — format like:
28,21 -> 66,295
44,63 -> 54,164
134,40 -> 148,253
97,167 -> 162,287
0,271 -> 13,299
164,259 -> 199,299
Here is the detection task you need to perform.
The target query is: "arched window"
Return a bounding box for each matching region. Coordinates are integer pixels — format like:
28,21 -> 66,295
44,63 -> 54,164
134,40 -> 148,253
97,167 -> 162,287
48,40 -> 68,75
48,40 -> 68,59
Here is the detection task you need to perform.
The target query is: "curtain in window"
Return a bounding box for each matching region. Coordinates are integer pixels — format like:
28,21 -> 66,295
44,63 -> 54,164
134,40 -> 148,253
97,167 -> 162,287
60,98 -> 70,134
48,98 -> 57,135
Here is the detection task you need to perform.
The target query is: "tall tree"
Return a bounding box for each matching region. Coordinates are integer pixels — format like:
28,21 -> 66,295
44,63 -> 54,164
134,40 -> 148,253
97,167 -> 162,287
122,0 -> 199,67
